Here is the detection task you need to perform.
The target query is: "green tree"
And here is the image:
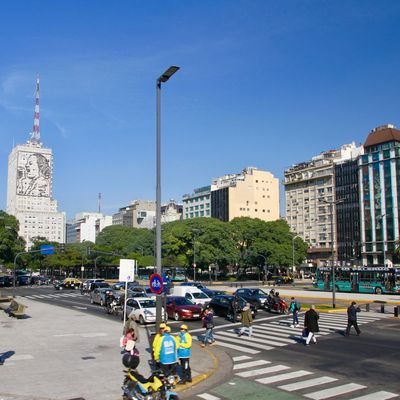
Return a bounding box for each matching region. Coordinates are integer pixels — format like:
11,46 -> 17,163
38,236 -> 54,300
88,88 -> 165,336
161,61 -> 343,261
0,210 -> 25,268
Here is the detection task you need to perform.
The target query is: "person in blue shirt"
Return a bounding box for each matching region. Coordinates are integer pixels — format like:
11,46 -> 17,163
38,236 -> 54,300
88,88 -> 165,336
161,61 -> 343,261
177,324 -> 192,384
153,325 -> 178,376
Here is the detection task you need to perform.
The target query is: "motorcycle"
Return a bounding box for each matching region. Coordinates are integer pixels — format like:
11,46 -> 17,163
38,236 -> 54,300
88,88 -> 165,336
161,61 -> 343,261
122,354 -> 179,400
265,295 -> 289,314
105,293 -> 122,316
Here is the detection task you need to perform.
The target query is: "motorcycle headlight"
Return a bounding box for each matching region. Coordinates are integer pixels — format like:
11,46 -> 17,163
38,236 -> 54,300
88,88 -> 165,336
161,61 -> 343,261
167,375 -> 176,385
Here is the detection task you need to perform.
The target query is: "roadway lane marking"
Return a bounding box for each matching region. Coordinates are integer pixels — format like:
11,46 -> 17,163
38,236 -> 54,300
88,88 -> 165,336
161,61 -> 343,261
233,360 -> 271,370
235,365 -> 290,378
232,355 -> 252,362
279,376 -> 338,391
216,330 -> 288,346
349,391 -> 399,400
209,341 -> 260,354
305,383 -> 366,399
11,354 -> 34,361
197,394 -> 221,400
256,369 -> 313,384
213,333 -> 274,351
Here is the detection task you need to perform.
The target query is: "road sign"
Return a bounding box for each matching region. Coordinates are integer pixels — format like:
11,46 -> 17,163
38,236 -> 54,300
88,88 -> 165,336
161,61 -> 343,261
40,245 -> 54,255
149,273 -> 164,294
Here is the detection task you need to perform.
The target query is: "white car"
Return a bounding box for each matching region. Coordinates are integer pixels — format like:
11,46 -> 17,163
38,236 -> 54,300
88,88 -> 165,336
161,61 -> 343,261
126,297 -> 164,324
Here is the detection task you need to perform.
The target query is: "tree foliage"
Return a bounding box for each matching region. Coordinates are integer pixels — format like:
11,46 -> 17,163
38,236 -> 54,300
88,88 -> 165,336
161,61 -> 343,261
0,210 -> 25,267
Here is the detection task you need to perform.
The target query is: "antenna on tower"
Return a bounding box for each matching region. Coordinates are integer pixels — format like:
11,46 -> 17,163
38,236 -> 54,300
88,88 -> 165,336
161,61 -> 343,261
28,74 -> 41,146
98,192 -> 102,214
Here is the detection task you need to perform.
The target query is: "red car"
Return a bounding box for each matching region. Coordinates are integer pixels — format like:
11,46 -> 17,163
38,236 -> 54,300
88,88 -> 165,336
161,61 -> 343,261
166,296 -> 203,321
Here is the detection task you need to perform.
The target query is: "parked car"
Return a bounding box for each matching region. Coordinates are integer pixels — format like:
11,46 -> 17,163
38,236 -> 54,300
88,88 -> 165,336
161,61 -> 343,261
208,294 -> 257,320
0,275 -> 12,287
31,275 -> 50,285
166,296 -> 203,321
126,297 -> 164,324
233,288 -> 269,308
54,278 -> 82,290
272,275 -> 294,285
16,275 -> 31,286
90,288 -> 118,306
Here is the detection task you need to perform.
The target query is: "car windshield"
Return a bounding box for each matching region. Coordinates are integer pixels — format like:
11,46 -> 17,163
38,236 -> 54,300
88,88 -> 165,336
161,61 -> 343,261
251,289 -> 268,296
192,292 -> 209,299
173,297 -> 194,306
139,300 -> 156,308
96,282 -> 110,288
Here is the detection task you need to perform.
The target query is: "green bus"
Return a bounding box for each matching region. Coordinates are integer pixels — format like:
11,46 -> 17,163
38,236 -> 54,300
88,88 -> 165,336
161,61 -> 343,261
314,266 -> 400,295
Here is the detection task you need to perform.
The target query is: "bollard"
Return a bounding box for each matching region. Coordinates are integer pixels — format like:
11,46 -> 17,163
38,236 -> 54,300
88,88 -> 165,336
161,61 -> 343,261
395,306 -> 399,318
365,303 -> 370,312
380,304 -> 385,313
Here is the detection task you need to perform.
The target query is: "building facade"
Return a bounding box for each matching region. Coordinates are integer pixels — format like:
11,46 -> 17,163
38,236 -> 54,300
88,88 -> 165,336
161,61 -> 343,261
112,200 -> 156,229
66,212 -> 112,243
284,143 -> 363,266
211,167 -> 279,222
6,77 -> 65,248
182,186 -> 211,219
359,124 -> 400,267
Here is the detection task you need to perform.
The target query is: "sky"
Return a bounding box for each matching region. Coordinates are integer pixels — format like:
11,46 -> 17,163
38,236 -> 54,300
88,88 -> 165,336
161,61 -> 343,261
1,0 -> 400,221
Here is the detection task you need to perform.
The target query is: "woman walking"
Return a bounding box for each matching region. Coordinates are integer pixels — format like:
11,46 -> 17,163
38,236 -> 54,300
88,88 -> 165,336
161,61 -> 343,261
304,305 -> 319,345
202,308 -> 215,347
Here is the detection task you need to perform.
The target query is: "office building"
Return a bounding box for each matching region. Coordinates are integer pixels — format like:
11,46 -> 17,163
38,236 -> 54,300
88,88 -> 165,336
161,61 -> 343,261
211,167 -> 279,222
6,77 -> 66,248
113,200 -> 156,229
182,186 -> 211,219
66,212 -> 112,243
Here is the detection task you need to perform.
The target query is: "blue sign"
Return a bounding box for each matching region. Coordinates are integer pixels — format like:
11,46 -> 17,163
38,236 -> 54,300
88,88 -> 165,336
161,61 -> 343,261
40,245 -> 55,255
149,273 -> 164,294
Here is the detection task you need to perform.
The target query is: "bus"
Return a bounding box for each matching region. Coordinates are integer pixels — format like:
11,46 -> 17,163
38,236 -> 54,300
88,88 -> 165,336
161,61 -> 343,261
314,266 -> 400,295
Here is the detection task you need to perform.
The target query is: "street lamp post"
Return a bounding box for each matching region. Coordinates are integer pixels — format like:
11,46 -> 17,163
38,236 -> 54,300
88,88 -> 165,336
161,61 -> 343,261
192,228 -> 200,282
94,255 -> 102,279
155,66 -> 180,329
292,235 -> 301,274
321,198 -> 344,309
379,213 -> 387,267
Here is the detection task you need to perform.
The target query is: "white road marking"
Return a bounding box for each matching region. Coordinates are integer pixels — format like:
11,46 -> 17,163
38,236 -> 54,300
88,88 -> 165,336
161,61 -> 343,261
217,330 -> 288,346
279,376 -> 338,391
235,364 -> 290,378
213,333 -> 274,351
305,383 -> 366,399
197,394 -> 221,400
233,360 -> 271,370
256,369 -> 313,384
210,340 -> 260,354
232,355 -> 252,362
349,391 -> 399,400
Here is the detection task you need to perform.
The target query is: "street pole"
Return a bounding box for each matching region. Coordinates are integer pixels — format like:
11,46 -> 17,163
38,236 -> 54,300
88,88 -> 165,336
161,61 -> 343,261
381,213 -> 386,267
155,66 -> 180,329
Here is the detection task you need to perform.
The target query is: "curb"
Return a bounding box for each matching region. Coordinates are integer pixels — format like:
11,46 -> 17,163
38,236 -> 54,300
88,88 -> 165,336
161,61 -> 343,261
175,343 -> 219,393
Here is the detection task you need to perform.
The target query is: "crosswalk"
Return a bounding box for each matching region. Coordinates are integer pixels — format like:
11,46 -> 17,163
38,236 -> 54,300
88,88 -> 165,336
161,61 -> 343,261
201,312 -> 386,354
196,354 -> 398,400
24,292 -> 83,300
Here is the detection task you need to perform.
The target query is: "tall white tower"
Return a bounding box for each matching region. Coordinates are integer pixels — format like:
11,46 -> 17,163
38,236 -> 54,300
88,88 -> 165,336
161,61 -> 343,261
6,76 -> 66,248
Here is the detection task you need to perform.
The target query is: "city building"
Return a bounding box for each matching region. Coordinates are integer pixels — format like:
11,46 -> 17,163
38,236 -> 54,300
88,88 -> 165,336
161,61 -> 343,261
211,167 -> 279,222
284,143 -> 363,266
112,200 -> 156,229
359,124 -> 400,266
182,186 -> 211,219
6,77 -> 66,249
66,212 -> 112,243
161,199 -> 183,223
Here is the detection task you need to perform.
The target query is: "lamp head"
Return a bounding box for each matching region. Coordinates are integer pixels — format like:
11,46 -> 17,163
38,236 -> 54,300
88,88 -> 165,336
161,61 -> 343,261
158,66 -> 180,83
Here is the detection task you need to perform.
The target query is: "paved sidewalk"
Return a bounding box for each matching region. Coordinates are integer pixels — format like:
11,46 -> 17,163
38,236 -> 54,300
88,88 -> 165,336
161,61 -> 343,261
0,297 -> 215,400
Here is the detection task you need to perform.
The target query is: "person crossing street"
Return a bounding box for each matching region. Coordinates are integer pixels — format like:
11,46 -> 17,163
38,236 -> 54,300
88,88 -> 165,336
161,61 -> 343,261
345,301 -> 361,336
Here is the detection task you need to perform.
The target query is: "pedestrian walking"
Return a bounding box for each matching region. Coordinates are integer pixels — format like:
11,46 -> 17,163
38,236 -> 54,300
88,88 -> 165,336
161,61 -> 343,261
304,305 -> 319,345
153,325 -> 178,376
290,297 -> 301,328
229,295 -> 241,322
238,302 -> 253,337
177,324 -> 192,384
201,308 -> 215,347
345,301 -> 361,336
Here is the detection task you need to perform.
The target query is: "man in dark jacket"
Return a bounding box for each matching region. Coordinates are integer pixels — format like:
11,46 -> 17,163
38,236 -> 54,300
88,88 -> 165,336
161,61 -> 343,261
345,301 -> 361,336
304,305 -> 319,345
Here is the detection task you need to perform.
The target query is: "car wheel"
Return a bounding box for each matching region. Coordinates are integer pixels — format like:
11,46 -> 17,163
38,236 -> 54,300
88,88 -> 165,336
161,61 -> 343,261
90,298 -> 94,304
139,315 -> 145,325
375,287 -> 383,295
174,312 -> 181,321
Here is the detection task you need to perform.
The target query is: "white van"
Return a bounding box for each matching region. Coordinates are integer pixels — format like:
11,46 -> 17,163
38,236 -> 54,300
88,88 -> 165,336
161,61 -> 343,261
170,286 -> 211,306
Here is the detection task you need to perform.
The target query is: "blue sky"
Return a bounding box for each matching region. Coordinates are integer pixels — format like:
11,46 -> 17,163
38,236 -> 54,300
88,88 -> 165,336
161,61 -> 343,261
1,1 -> 400,220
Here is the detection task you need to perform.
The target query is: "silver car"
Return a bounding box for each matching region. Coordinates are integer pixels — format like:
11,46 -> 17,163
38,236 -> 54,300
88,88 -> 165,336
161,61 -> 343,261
90,288 -> 116,306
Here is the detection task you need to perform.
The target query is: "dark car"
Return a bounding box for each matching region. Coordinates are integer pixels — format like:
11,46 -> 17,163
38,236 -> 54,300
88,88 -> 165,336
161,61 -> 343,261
273,275 -> 294,285
166,296 -> 203,321
233,288 -> 269,309
0,275 -> 12,287
16,275 -> 30,286
89,281 -> 110,291
111,281 -> 139,291
54,278 -> 82,290
208,295 -> 257,320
